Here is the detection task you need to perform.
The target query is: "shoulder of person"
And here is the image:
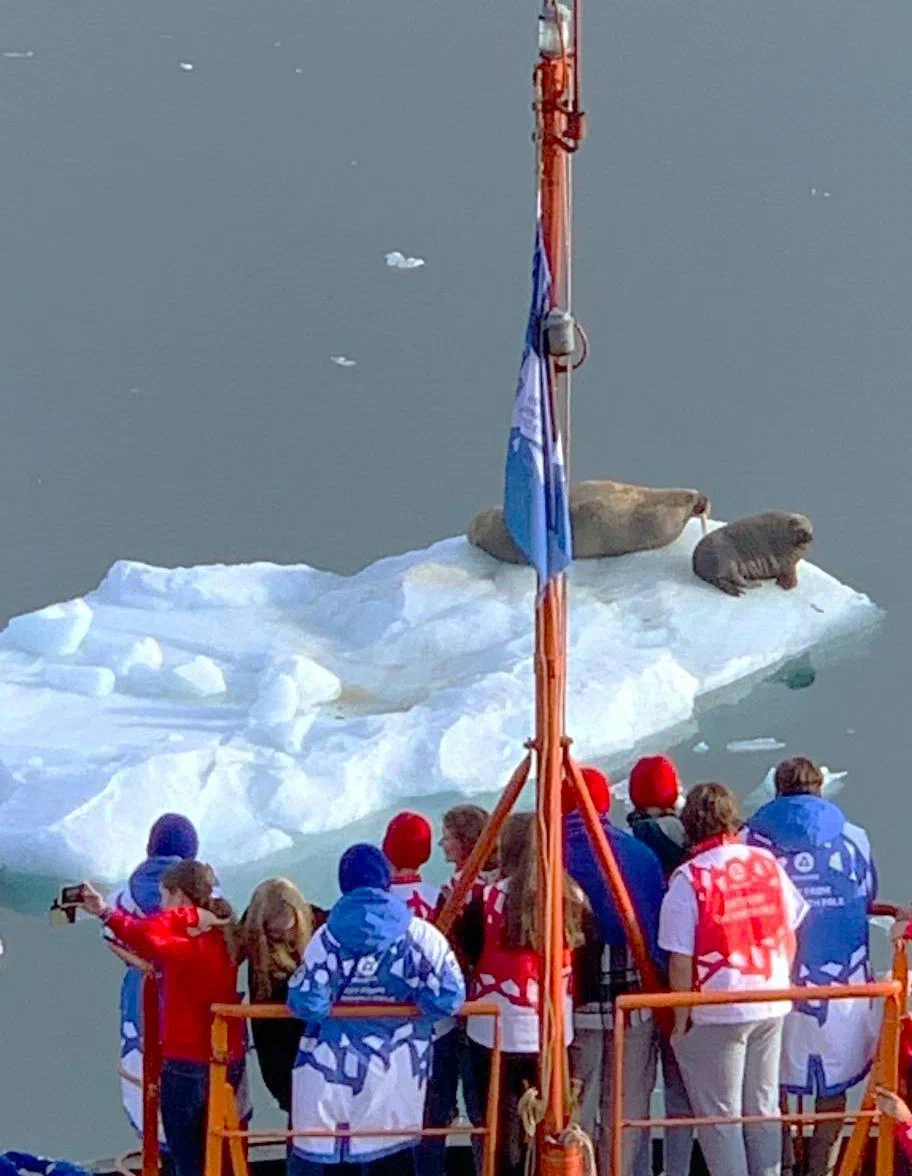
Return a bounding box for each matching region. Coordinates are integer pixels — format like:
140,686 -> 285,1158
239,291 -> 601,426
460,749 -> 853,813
842,821 -> 873,857
406,912 -> 458,959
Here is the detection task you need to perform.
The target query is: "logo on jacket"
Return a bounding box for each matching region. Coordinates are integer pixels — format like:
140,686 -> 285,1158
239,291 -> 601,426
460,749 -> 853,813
793,852 -> 815,874
356,957 -> 380,977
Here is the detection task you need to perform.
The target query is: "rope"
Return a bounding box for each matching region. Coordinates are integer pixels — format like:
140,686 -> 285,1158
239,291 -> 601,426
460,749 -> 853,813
561,1122 -> 598,1176
519,1085 -> 546,1176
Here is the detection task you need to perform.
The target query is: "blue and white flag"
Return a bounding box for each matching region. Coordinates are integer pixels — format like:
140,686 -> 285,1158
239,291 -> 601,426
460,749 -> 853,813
504,223 -> 572,588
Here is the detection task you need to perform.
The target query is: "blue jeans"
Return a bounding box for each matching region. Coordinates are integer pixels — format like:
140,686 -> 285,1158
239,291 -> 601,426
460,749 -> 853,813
288,1146 -> 416,1176
418,1026 -> 471,1176
160,1058 -> 245,1176
160,1060 -> 209,1176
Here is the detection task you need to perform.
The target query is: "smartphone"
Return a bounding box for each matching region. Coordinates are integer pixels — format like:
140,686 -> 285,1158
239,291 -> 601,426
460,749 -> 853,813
58,884 -> 87,908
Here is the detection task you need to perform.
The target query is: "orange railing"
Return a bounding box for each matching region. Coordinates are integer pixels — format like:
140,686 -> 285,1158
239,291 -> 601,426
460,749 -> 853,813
106,944 -> 163,1176
110,908 -> 909,1176
203,1001 -> 502,1176
612,976 -> 904,1176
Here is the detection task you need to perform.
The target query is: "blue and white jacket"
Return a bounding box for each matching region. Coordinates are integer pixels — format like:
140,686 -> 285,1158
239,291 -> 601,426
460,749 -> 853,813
745,795 -> 878,1096
287,886 -> 465,1163
104,855 -> 180,1135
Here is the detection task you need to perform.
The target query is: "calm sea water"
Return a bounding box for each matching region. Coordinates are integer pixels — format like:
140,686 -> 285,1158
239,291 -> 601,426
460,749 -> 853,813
2,0 -> 911,1158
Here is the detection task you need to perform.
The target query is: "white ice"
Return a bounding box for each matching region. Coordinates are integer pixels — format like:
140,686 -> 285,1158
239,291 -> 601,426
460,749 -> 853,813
726,737 -> 787,753
330,356 -> 357,368
385,251 -> 425,270
745,766 -> 849,808
179,61 -> 193,71
0,520 -> 880,880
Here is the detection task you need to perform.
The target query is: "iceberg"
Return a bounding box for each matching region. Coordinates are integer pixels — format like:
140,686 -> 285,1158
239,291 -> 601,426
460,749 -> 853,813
0,520 -> 879,880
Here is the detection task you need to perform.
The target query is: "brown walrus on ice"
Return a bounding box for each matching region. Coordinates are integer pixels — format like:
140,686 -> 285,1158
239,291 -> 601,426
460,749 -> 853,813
468,480 -> 710,563
691,512 -> 814,597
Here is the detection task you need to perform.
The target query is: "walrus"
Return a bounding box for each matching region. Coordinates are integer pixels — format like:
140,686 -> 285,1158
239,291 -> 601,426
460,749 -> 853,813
467,480 -> 710,564
691,512 -> 813,597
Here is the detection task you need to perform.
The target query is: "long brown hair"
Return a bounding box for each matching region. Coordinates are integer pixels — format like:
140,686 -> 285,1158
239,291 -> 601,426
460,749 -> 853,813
500,812 -> 584,951
240,878 -> 316,1001
159,859 -> 239,958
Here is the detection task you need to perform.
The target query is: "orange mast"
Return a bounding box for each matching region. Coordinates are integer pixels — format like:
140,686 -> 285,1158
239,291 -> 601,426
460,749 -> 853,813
438,1 -> 668,1167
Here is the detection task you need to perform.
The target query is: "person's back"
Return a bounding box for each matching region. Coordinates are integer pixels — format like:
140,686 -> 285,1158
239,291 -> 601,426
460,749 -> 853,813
562,770 -> 665,958
286,844 -> 464,1173
745,757 -> 877,1176
626,755 -> 688,879
104,813 -> 200,1136
83,859 -> 245,1176
562,768 -> 686,1176
383,810 -> 440,920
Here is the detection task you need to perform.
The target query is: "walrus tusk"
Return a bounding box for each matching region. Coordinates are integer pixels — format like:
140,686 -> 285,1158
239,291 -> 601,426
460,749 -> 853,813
700,513 -> 709,536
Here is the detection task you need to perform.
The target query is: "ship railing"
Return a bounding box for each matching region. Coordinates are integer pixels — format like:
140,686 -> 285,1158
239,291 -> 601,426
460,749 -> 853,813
202,1000 -> 503,1176
108,904 -> 909,1176
611,963 -> 906,1176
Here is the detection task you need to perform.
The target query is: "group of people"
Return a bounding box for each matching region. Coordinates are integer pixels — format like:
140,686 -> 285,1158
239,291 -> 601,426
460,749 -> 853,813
76,754 -> 910,1176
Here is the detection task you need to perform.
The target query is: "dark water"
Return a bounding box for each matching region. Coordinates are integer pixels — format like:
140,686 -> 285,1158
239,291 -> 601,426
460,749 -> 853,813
2,0 -> 912,1158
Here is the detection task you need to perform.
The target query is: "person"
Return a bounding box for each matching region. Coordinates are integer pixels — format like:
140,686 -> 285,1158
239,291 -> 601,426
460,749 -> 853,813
240,878 -> 327,1117
461,811 -> 585,1176
428,803 -> 498,1176
103,813 -> 200,1139
563,766 -> 692,1176
384,811 -> 439,919
436,803 -> 498,910
286,843 -> 465,1176
627,755 -> 688,878
659,782 -> 808,1176
745,757 -> 879,1176
874,1089 -> 912,1163
80,861 -> 246,1176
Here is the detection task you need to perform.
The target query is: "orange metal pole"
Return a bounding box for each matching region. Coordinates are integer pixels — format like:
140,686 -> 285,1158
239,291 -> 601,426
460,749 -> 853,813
533,32 -> 574,1141
565,753 -> 666,1001
141,972 -> 161,1176
435,754 -> 531,937
483,1007 -> 504,1176
617,981 -> 900,1012
205,1013 -> 229,1176
612,1000 -> 626,1176
876,989 -> 901,1176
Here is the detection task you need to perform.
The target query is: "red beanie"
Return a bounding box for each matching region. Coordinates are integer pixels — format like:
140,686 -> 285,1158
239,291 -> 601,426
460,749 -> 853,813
383,810 -> 432,871
561,766 -> 611,816
629,756 -> 681,812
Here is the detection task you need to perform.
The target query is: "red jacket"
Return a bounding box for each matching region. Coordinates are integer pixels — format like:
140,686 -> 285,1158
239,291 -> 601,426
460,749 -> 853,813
106,907 -> 243,1064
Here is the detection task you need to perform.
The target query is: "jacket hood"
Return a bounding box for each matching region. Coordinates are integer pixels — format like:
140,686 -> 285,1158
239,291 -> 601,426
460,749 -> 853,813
128,855 -> 181,914
327,887 -> 411,955
748,794 -> 845,851
628,812 -> 686,846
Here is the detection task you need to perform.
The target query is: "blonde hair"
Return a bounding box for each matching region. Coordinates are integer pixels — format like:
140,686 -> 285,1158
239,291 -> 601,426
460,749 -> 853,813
240,878 -> 315,1001
500,812 -> 584,952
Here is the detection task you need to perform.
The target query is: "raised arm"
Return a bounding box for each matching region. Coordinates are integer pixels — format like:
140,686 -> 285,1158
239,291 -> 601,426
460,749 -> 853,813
104,906 -> 201,964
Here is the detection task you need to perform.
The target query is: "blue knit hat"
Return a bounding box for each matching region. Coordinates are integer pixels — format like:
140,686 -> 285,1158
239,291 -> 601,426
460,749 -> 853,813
146,813 -> 199,859
338,843 -> 391,894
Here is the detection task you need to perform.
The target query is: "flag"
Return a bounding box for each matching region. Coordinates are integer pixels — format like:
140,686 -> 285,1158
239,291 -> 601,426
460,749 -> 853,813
504,222 -> 572,588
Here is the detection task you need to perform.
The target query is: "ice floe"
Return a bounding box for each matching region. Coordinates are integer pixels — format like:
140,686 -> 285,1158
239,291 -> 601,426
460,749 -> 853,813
726,737 -> 786,754
385,251 -> 425,270
0,520 -> 880,880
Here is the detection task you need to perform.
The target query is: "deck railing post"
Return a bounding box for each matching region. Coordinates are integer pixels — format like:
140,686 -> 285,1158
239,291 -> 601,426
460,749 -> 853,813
611,1003 -> 626,1176
483,1010 -> 503,1176
876,988 -> 901,1176
205,1013 -> 230,1176
141,972 -> 161,1176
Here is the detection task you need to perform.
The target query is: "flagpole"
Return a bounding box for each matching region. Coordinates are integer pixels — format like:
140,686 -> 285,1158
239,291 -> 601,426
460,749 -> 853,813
534,11 -> 573,1142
